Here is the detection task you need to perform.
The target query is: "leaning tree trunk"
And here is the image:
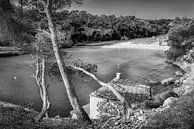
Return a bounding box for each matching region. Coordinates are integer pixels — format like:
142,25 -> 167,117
45,0 -> 91,122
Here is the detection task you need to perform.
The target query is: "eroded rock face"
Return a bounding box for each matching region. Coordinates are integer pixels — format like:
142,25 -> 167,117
144,94 -> 194,129
144,91 -> 179,109
172,63 -> 194,96
173,84 -> 194,96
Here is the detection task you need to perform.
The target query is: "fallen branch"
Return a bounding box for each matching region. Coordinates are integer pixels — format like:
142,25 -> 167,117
70,65 -> 132,117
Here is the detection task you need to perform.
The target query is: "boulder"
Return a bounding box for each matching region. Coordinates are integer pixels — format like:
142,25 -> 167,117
174,71 -> 183,76
178,76 -> 187,84
163,97 -> 178,108
174,80 -> 180,85
144,91 -> 179,109
161,77 -> 175,85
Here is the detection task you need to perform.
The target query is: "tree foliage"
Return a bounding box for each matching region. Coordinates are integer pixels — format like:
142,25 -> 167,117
0,0 -> 36,46
15,7 -> 173,47
166,20 -> 194,62
52,11 -> 172,45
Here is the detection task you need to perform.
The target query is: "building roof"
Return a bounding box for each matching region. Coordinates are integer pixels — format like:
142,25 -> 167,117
90,73 -> 151,103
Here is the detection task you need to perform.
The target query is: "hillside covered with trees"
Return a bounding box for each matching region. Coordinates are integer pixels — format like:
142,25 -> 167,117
0,4 -> 173,47
0,0 -> 194,129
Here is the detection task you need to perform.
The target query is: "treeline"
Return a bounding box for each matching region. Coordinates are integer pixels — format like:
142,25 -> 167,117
166,17 -> 194,62
21,9 -> 172,47
55,10 -> 172,44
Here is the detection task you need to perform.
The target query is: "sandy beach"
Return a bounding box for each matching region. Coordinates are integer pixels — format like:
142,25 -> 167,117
102,41 -> 169,50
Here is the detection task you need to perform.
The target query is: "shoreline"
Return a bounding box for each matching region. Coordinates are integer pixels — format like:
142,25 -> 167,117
102,41 -> 169,50
0,48 -> 194,128
0,51 -> 21,57
0,47 -> 26,57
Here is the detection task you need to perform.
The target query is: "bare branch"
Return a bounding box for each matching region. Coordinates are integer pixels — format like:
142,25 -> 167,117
36,59 -> 51,122
31,74 -> 36,78
29,64 -> 36,69
38,0 -> 46,7
41,59 -> 46,89
35,56 -> 43,99
70,65 -> 132,109
36,29 -> 51,36
30,54 -> 35,59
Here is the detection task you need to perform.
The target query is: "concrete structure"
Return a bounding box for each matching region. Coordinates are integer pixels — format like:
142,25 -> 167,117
89,90 -> 108,119
89,73 -> 151,119
158,35 -> 169,46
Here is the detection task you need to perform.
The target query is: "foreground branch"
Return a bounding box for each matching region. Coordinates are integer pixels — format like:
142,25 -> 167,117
70,65 -> 132,117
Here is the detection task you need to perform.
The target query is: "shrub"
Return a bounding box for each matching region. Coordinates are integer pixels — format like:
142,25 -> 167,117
143,95 -> 194,129
166,21 -> 194,62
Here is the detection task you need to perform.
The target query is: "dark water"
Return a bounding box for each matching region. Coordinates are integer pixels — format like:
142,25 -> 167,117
0,47 -> 177,117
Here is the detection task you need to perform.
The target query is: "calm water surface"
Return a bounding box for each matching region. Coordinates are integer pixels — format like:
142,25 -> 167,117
0,47 -> 177,116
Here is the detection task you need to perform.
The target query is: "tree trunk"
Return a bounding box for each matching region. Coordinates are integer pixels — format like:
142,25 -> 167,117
45,0 -> 91,122
36,59 -> 51,122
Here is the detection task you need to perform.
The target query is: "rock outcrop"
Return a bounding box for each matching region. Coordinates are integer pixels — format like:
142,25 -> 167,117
162,97 -> 178,108
161,77 -> 175,86
144,91 -> 179,109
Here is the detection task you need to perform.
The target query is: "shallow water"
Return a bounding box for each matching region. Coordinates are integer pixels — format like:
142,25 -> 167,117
0,47 -> 177,117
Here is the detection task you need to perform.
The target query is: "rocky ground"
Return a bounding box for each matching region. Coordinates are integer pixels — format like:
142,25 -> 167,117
0,101 -> 94,129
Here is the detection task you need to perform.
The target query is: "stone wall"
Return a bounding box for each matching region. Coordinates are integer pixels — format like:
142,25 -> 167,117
89,82 -> 151,119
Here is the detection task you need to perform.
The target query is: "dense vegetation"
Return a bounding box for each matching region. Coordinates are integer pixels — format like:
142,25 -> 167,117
166,18 -> 194,63
0,0 -> 33,46
1,1 -> 194,129
0,6 -> 173,47
28,10 -> 172,45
